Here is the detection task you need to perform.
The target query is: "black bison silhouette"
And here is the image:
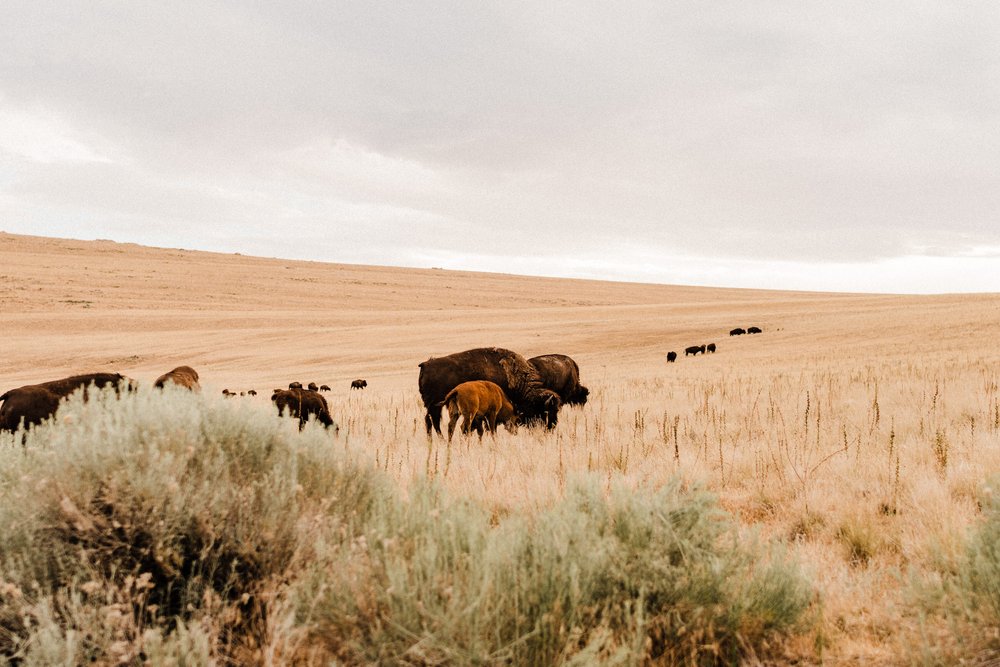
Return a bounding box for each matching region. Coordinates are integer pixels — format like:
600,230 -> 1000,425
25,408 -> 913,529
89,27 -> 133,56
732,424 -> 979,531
247,389 -> 257,396
747,326 -> 763,334
272,388 -> 336,431
351,379 -> 368,390
666,351 -> 677,362
319,385 -> 331,392
307,382 -> 319,391
707,343 -> 716,353
730,328 -> 746,336
528,354 -> 589,406
154,366 -> 200,391
288,382 -> 303,389
1,373 -> 134,434
419,347 -> 560,436
685,345 -> 706,356
439,380 -> 517,441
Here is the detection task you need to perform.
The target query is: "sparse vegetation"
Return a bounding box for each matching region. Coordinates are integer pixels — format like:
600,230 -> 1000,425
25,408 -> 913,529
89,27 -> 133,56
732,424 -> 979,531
0,388 -> 813,665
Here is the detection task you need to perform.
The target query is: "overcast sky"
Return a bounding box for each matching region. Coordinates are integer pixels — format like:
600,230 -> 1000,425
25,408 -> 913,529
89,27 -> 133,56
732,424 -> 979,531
2,2 -> 999,293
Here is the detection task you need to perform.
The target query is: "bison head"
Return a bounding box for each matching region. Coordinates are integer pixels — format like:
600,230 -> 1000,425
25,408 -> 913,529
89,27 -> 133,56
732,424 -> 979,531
519,389 -> 561,429
568,385 -> 589,406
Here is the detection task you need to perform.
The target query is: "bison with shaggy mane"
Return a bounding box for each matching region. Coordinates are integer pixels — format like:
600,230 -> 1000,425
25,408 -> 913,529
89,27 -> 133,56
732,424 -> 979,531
154,366 -> 200,392
418,347 -> 560,436
528,354 -> 589,406
271,388 -> 337,431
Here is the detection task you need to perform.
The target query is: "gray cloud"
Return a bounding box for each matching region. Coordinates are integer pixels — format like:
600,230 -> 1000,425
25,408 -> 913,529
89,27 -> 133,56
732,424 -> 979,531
2,1 -> 999,292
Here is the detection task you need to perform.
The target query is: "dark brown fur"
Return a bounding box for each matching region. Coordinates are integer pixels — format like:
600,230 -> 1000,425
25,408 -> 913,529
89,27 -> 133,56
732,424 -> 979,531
271,388 -> 336,431
439,380 -> 517,441
418,347 -> 560,436
351,379 -> 367,390
154,366 -> 200,391
528,354 -> 589,406
0,373 -> 133,434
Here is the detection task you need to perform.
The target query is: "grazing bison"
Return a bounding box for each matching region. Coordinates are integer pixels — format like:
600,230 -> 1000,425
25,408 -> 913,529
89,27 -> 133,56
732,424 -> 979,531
154,366 -> 200,392
439,380 -> 517,441
319,384 -> 331,392
271,388 -> 336,431
666,351 -> 677,362
351,379 -> 367,390
528,354 -> 589,406
247,389 -> 257,396
730,328 -> 746,336
288,381 -> 303,389
222,388 -> 234,397
307,382 -> 319,391
0,373 -> 134,434
418,347 -> 560,436
747,326 -> 763,334
707,343 -> 716,353
685,345 -> 706,356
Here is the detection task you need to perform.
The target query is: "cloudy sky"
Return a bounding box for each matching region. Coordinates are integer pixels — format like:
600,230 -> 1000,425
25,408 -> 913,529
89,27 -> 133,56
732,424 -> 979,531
2,2 -> 999,293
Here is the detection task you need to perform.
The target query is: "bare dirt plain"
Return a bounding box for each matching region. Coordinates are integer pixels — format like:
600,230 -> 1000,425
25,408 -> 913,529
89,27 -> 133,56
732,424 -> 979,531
2,231 -> 1000,663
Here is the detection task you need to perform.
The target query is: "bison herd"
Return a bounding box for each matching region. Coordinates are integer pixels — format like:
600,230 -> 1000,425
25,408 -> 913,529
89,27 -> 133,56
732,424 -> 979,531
667,325 -> 764,363
4,329 -> 765,441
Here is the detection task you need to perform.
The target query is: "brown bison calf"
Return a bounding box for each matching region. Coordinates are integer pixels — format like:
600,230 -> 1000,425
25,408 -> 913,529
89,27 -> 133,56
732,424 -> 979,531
0,373 -> 134,434
154,366 -> 201,391
439,380 -> 517,442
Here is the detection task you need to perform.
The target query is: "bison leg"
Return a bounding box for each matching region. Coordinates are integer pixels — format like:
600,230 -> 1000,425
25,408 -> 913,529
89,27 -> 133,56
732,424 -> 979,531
425,404 -> 444,436
447,410 -> 460,442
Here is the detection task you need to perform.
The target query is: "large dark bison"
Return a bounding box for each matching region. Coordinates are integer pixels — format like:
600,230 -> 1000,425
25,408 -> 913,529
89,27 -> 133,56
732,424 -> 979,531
730,328 -> 746,336
685,345 -> 706,356
747,326 -> 763,334
271,388 -> 336,431
351,379 -> 367,390
0,373 -> 134,434
418,347 -> 560,436
439,380 -> 517,441
707,343 -> 716,353
527,354 -> 589,406
154,366 -> 200,391
666,351 -> 677,363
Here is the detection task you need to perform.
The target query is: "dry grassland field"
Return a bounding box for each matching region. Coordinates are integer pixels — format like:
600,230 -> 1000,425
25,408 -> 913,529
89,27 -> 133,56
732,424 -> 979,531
2,231 -> 1000,665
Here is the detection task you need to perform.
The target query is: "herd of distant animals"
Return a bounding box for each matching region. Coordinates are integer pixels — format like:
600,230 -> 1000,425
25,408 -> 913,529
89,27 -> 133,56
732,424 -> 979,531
665,325 -> 763,362
0,327 -> 762,441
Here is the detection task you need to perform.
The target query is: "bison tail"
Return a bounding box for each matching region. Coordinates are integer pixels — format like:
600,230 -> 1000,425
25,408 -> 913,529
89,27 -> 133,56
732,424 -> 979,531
438,388 -> 458,410
0,390 -> 10,404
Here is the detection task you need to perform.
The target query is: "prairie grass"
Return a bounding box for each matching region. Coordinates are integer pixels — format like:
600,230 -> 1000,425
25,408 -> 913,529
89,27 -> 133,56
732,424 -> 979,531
0,387 -> 811,665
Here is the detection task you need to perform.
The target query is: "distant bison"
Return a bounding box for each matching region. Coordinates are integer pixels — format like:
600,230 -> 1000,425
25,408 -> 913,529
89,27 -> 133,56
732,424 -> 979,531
154,366 -> 200,392
319,384 -> 331,392
439,380 -> 517,441
419,347 -> 560,436
685,345 -> 706,356
528,354 -> 589,406
1,373 -> 134,434
247,389 -> 257,396
730,328 -> 746,336
271,388 -> 336,431
747,326 -> 763,334
351,379 -> 367,390
307,382 -> 319,391
666,351 -> 677,362
288,382 -> 303,389
222,388 -> 235,397
707,343 -> 716,353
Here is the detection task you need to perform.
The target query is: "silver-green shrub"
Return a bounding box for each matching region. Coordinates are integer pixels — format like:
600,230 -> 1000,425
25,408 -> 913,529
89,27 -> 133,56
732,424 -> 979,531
0,387 -> 812,665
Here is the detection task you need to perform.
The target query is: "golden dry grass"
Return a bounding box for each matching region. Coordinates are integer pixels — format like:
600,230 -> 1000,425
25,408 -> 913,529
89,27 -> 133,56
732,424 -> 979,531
2,231 -> 999,664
